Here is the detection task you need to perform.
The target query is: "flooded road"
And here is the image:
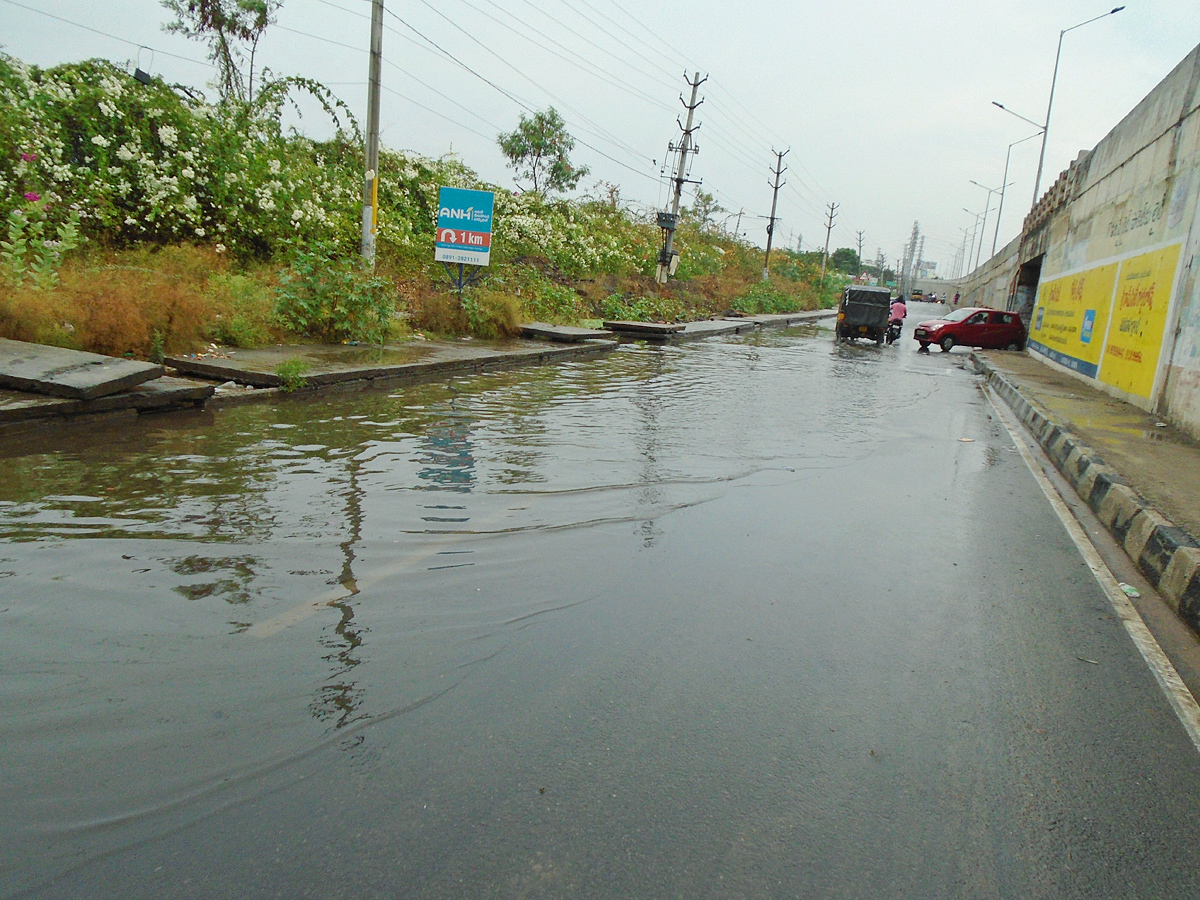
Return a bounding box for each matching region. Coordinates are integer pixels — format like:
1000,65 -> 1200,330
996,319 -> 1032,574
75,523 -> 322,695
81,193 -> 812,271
5,312 -> 1200,898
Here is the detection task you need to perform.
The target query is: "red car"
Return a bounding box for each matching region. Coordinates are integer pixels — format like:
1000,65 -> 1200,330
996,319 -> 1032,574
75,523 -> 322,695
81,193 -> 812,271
913,307 -> 1027,352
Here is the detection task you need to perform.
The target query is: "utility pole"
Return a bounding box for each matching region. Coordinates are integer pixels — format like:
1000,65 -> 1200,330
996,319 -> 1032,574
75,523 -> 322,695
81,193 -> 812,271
913,235 -> 925,284
762,148 -> 788,280
819,202 -> 838,284
657,71 -> 706,284
360,0 -> 384,267
855,230 -> 865,280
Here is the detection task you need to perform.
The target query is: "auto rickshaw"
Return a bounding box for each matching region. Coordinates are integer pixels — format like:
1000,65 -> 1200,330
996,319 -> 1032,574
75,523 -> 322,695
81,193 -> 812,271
835,285 -> 892,346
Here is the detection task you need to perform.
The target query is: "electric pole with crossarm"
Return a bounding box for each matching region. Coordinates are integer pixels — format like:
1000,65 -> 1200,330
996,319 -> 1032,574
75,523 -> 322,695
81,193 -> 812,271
656,72 -> 706,284
819,202 -> 839,285
762,148 -> 788,280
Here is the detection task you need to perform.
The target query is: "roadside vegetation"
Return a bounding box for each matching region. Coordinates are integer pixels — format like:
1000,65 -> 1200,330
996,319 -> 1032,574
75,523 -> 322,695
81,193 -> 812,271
0,46 -> 852,360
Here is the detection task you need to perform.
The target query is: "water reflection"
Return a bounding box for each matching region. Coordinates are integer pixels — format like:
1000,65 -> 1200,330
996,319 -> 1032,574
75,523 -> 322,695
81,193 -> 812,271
310,448 -> 367,730
1,328 -> 929,891
416,402 -> 476,495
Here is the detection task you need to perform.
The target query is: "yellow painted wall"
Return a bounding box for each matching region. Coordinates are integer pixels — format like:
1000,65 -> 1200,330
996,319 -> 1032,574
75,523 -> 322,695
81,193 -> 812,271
1098,244 -> 1183,398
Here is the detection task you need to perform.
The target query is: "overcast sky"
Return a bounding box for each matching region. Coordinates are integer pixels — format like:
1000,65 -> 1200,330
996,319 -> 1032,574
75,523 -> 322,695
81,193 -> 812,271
3,0 -> 1198,275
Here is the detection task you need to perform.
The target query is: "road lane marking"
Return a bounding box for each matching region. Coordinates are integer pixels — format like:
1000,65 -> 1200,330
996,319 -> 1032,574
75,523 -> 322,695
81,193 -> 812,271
986,385 -> 1200,757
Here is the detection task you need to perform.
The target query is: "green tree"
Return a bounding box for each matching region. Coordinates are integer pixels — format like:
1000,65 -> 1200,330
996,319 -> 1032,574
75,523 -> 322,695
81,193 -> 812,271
497,108 -> 589,195
161,0 -> 282,103
830,247 -> 859,273
685,190 -> 724,231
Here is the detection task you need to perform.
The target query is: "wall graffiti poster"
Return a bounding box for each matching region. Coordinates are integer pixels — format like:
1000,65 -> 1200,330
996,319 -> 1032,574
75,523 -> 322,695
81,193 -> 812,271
1028,262 -> 1118,377
1098,243 -> 1183,399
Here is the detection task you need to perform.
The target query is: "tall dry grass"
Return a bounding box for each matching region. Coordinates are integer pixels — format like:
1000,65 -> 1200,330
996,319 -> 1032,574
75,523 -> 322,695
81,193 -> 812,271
0,246 -> 280,357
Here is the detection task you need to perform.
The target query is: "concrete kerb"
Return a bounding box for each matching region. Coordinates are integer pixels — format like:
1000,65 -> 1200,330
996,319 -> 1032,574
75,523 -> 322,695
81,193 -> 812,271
973,354 -> 1200,635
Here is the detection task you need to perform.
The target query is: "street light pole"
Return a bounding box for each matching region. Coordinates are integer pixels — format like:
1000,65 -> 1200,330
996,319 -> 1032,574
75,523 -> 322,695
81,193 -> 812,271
969,181 -> 1002,270
1031,6 -> 1124,209
993,131 -> 1042,255
962,207 -> 984,276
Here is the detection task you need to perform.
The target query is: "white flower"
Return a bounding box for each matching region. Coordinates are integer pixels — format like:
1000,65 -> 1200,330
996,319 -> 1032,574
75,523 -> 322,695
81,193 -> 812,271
117,143 -> 137,161
125,216 -> 137,225
215,243 -> 226,253
181,167 -> 195,179
268,159 -> 281,174
195,227 -> 206,237
157,125 -> 178,148
98,99 -> 117,117
90,134 -> 110,148
182,195 -> 199,211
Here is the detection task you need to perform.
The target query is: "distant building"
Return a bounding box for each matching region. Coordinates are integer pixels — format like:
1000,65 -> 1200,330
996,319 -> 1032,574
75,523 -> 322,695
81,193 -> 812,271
917,261 -> 938,280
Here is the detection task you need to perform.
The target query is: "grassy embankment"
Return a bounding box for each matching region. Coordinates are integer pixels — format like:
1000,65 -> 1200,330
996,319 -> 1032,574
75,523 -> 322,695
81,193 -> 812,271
0,54 -> 847,362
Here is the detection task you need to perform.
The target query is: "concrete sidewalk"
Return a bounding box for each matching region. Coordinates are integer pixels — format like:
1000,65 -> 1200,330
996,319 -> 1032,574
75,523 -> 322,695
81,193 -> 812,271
974,350 -> 1200,635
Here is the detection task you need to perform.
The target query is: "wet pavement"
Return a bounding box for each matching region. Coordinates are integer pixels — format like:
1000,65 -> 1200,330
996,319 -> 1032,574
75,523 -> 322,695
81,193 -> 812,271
975,349 -> 1200,542
5,307 -> 1200,898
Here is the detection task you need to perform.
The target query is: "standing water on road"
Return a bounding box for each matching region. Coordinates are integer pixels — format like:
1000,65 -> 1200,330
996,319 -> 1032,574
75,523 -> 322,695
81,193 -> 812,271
6,317 -> 1200,899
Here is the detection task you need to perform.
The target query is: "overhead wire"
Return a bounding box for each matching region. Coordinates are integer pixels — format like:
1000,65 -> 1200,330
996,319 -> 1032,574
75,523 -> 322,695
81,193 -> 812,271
477,0 -> 677,106
409,0 -> 654,165
317,0 -> 659,183
509,0 -> 679,94
1,0 -> 216,69
569,0 -> 687,84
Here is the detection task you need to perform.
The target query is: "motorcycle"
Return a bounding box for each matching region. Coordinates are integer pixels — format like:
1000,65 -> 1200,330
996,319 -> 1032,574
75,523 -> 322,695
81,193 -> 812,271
885,318 -> 903,345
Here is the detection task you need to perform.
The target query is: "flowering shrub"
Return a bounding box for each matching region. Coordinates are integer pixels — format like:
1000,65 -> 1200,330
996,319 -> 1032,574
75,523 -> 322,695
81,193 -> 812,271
0,49 -> 826,344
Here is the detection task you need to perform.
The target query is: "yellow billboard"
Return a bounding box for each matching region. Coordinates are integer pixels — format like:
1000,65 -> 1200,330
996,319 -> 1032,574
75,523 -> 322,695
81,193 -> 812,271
1098,244 -> 1183,399
1028,263 -> 1119,377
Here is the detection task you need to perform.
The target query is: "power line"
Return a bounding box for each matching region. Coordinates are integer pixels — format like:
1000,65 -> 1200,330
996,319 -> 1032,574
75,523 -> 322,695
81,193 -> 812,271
318,0 -> 657,181
486,0 -> 678,104
513,0 -> 679,93
0,0 -> 216,69
410,0 -> 649,162
274,22 -> 503,133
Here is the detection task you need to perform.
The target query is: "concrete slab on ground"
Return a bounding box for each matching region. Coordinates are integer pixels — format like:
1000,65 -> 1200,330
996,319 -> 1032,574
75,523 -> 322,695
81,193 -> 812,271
0,338 -> 164,400
605,310 -> 835,343
602,321 -> 686,339
520,322 -> 614,342
166,337 -> 617,389
0,376 -> 214,429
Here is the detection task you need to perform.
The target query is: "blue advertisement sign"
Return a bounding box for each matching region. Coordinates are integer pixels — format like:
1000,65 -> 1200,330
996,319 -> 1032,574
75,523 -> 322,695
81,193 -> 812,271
1080,308 -> 1096,344
435,187 -> 494,266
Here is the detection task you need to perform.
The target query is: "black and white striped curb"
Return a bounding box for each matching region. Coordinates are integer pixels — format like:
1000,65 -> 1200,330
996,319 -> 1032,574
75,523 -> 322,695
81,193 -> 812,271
974,355 -> 1200,636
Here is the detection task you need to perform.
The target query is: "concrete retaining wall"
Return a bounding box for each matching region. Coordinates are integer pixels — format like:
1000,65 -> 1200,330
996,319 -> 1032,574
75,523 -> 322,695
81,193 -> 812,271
958,235 -> 1021,310
961,43 -> 1200,439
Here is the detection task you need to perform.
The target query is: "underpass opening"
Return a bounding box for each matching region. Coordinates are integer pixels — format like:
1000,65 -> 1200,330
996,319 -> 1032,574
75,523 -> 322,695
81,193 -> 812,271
1012,254 -> 1043,322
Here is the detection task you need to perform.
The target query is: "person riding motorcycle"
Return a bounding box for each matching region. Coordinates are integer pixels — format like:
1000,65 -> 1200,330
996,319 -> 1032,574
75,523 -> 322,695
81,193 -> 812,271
886,296 -> 907,344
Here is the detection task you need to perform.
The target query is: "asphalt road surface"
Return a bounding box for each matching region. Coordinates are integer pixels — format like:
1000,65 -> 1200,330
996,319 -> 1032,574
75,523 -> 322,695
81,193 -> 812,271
4,309 -> 1200,898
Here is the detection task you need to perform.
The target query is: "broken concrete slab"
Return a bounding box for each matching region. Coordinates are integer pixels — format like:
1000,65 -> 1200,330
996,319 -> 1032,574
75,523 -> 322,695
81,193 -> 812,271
0,338 -> 163,400
520,322 -> 614,343
0,376 -> 214,431
166,338 -> 617,390
602,321 -> 687,340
